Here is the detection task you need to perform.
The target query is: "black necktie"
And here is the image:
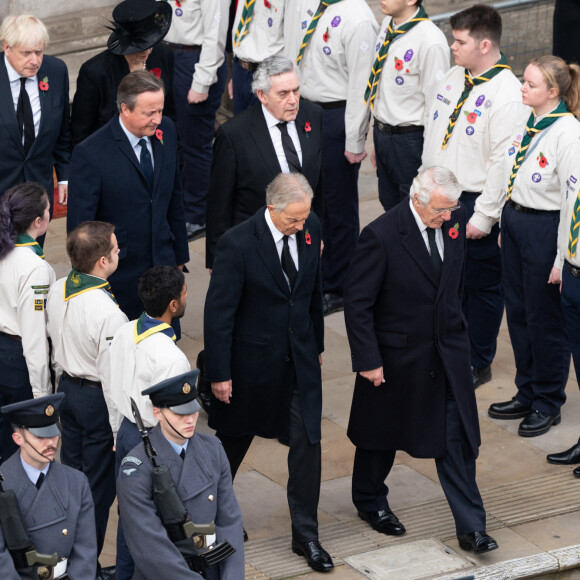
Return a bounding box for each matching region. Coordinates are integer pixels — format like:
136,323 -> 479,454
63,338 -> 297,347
139,138 -> 154,188
281,235 -> 298,289
426,228 -> 442,282
276,122 -> 302,173
180,448 -> 185,460
17,77 -> 35,155
36,472 -> 45,489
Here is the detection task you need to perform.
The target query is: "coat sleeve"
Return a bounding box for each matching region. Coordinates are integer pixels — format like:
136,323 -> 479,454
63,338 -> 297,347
0,528 -> 20,580
70,61 -> 100,148
52,59 -> 71,182
308,216 -> 324,355
343,224 -> 388,372
66,475 -> 98,580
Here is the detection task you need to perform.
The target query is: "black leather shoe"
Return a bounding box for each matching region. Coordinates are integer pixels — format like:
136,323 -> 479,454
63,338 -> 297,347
547,443 -> 580,465
472,365 -> 491,389
292,539 -> 334,572
573,466 -> 580,478
98,567 -> 116,580
322,292 -> 344,316
488,397 -> 531,419
518,410 -> 561,437
186,222 -> 205,241
457,531 -> 498,554
358,509 -> 406,536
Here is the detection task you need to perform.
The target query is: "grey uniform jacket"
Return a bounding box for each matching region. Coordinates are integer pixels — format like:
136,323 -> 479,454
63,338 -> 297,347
0,452 -> 97,580
116,426 -> 244,579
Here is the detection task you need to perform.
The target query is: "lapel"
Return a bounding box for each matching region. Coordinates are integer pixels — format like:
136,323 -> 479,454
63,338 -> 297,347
249,104 -> 284,177
150,126 -> 164,192
295,102 -> 313,173
399,200 -> 439,288
254,211 -> 291,296
0,55 -> 26,154
150,426 -> 183,481
33,58 -> 49,150
436,216 -> 460,300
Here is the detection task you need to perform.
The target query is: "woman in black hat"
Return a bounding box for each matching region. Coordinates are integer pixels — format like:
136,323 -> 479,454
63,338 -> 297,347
71,0 -> 176,148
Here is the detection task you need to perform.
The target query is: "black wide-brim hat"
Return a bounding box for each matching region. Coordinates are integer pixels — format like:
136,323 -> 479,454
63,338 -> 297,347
107,0 -> 172,56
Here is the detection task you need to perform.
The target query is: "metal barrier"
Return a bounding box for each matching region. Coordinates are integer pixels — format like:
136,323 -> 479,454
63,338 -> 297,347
432,0 -> 555,76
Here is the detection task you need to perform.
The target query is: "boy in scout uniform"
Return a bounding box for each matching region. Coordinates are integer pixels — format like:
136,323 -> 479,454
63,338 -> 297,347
116,371 -> 244,579
0,394 -> 97,579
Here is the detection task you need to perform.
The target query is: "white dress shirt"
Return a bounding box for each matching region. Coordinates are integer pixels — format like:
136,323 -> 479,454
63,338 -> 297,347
119,117 -> 154,169
262,104 -> 303,172
6,54 -> 41,139
265,208 -> 299,287
409,198 -> 444,259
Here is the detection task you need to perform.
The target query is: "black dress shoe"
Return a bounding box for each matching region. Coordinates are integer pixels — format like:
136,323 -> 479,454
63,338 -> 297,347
488,397 -> 531,419
243,528 -> 248,542
457,531 -> 498,554
358,509 -> 406,536
518,410 -> 561,437
186,222 -> 206,241
291,539 -> 334,572
472,365 -> 491,389
573,466 -> 580,478
98,567 -> 116,580
322,292 -> 344,316
547,443 -> 580,465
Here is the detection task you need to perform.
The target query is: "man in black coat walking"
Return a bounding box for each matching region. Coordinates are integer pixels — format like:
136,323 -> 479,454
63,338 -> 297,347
344,166 -> 498,554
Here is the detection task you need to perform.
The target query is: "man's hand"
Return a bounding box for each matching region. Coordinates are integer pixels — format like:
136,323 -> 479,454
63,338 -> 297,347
319,354 -> 322,367
228,78 -> 233,100
548,266 -> 561,285
370,148 -> 377,169
212,380 -> 232,403
344,150 -> 367,165
466,222 -> 487,239
359,367 -> 385,387
188,89 -> 209,104
57,183 -> 68,206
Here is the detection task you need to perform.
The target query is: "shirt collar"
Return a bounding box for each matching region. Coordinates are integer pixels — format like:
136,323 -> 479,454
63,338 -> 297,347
393,8 -> 420,30
262,104 -> 296,131
162,432 -> 189,457
5,54 -> 37,84
409,197 -> 428,233
20,453 -> 49,484
119,115 -> 148,149
264,207 -> 296,245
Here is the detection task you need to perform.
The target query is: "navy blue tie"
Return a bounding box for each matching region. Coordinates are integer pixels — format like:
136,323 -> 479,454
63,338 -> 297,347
139,138 -> 154,187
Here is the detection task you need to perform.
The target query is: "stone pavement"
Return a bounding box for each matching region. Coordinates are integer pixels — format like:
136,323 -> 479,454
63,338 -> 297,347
44,147 -> 580,579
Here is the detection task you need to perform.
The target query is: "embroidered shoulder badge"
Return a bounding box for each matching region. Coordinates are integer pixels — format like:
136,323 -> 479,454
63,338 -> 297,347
121,456 -> 143,466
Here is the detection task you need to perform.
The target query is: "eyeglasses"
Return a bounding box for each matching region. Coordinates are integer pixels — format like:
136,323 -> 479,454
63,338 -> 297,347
428,203 -> 461,215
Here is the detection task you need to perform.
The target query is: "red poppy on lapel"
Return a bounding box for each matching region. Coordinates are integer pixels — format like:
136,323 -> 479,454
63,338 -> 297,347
304,121 -> 311,138
150,68 -> 162,79
323,28 -> 330,42
39,76 -> 49,92
449,222 -> 459,239
305,229 -> 312,245
155,129 -> 164,144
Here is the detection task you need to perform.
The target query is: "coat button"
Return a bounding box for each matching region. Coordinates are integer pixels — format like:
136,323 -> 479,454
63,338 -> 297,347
208,494 -> 214,502
429,371 -> 436,379
285,355 -> 290,362
289,300 -> 294,306
62,529 -> 68,536
289,328 -> 293,334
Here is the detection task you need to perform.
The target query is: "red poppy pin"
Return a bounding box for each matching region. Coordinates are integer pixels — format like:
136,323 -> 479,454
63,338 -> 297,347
304,121 -> 311,138
449,223 -> 459,239
264,0 -> 271,7
175,0 -> 181,6
39,76 -> 49,92
323,28 -> 330,42
537,152 -> 548,168
150,68 -> 162,79
155,129 -> 164,144
464,110 -> 477,124
305,229 -> 312,245
394,58 -> 403,71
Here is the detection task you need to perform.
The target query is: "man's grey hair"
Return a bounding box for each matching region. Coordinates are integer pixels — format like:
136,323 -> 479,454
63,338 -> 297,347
266,173 -> 313,213
410,167 -> 461,204
117,70 -> 164,113
252,54 -> 300,94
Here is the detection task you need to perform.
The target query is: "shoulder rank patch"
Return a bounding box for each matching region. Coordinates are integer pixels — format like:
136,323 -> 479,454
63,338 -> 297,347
34,299 -> 44,311
32,284 -> 50,295
121,456 -> 143,466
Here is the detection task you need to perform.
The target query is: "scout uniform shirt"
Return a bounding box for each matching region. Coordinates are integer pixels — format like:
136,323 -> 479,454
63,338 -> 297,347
232,0 -> 285,63
109,314 -> 190,436
46,275 -> 128,431
422,64 -> 522,233
0,237 -> 55,397
284,0 -> 378,154
163,0 -> 229,94
371,11 -> 449,127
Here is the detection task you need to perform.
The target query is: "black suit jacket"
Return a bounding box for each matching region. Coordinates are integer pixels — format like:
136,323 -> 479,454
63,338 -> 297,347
344,200 -> 481,458
205,100 -> 323,268
0,54 -> 70,200
67,116 -> 189,319
71,45 -> 176,148
204,209 -> 324,443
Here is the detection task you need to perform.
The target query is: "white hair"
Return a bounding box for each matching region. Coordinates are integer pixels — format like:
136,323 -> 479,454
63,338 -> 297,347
252,54 -> 300,94
410,166 -> 461,204
266,173 -> 313,213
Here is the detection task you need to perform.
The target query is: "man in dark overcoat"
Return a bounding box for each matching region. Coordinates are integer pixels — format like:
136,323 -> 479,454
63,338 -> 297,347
204,173 -> 333,571
67,70 -> 189,321
344,166 -> 498,554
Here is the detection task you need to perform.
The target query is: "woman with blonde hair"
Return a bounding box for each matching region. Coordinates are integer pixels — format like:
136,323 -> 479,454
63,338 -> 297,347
0,182 -> 55,457
489,56 -> 580,438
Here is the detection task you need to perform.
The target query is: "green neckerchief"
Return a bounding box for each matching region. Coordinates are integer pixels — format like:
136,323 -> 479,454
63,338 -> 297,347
296,0 -> 343,65
441,54 -> 511,149
64,269 -> 118,305
133,312 -> 176,344
364,6 -> 429,108
233,0 -> 256,47
15,232 -> 44,259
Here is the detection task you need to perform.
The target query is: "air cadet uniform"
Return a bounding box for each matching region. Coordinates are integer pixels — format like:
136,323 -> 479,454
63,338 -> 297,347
231,0 -> 285,114
110,312 -> 190,580
163,0 -> 230,236
0,394 -> 97,580
117,372 -> 245,580
0,234 -> 55,458
46,271 -> 128,566
284,0 -> 378,303
366,6 -> 449,211
422,58 -> 522,376
493,103 -> 580,432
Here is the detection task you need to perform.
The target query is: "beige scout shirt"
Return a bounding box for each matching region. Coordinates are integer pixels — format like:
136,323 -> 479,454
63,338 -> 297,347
421,65 -> 522,233
372,13 -> 450,127
284,0 -> 378,153
0,247 -> 55,397
164,0 -> 229,93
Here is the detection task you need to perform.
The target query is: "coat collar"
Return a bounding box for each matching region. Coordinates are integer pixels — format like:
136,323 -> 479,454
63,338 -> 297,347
250,104 -> 282,176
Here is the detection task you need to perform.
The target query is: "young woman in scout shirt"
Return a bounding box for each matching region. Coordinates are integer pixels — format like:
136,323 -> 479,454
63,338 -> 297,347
0,182 -> 56,458
490,56 -> 580,438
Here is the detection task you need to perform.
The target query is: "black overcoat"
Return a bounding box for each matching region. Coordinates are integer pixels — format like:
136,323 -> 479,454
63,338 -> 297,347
344,200 -> 481,458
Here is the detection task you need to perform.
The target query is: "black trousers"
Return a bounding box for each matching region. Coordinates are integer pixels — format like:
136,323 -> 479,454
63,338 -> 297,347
352,394 -> 486,535
217,387 -> 322,542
